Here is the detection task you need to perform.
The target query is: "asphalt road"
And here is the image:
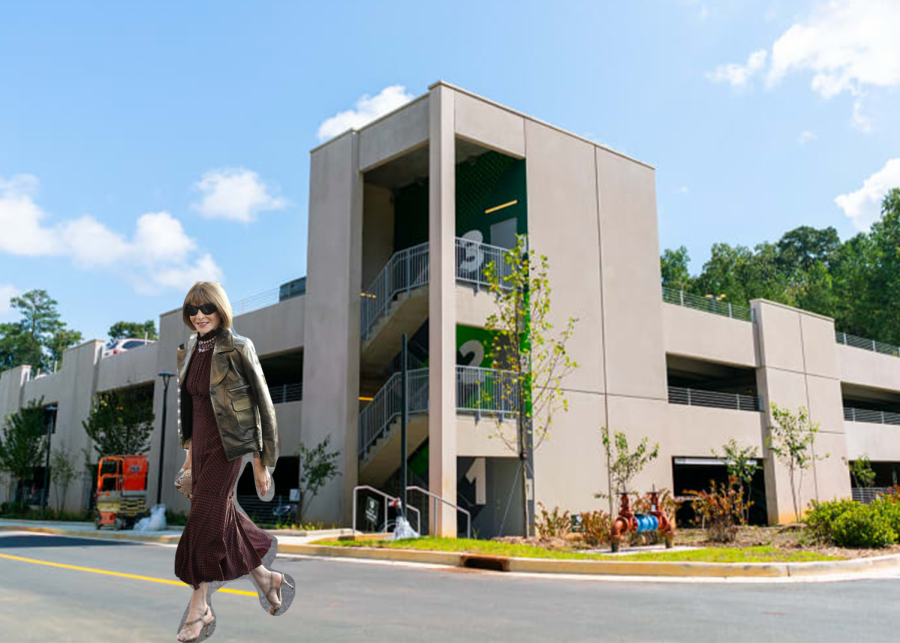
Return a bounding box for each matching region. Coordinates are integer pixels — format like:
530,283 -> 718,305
0,531 -> 897,642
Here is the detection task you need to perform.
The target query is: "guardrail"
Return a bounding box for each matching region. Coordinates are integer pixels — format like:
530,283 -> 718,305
852,487 -> 896,504
406,485 -> 472,539
668,385 -> 762,412
352,485 -> 422,535
843,406 -> 900,425
358,368 -> 429,457
661,286 -> 754,323
456,365 -> 520,419
358,365 -> 523,457
360,242 -> 430,341
835,330 -> 900,358
268,382 -> 303,404
455,237 -> 517,291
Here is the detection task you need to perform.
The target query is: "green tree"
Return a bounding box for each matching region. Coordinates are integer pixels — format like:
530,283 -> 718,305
108,321 -> 158,341
842,454 -> 877,489
0,397 -> 48,503
297,436 -> 341,523
712,438 -> 760,523
82,388 -> 155,460
660,246 -> 693,291
0,289 -> 82,374
483,234 -> 579,538
767,402 -> 829,523
597,426 -> 660,517
50,445 -> 78,514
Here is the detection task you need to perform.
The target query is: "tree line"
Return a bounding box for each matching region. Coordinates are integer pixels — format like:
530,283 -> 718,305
661,188 -> 900,346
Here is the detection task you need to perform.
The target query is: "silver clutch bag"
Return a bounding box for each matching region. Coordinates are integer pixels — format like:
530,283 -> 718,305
174,468 -> 192,499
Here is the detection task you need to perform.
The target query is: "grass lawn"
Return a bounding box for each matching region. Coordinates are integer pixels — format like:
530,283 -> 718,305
311,537 -> 843,563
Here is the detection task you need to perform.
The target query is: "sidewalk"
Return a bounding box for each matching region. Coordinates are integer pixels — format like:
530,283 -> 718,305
0,518 -> 355,546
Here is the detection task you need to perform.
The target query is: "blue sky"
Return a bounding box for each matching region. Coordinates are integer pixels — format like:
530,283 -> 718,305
1,0 -> 899,343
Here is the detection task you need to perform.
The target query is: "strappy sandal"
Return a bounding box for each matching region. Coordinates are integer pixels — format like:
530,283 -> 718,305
264,570 -> 295,615
177,605 -> 215,642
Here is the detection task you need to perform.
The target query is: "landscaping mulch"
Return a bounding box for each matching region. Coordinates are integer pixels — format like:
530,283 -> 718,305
492,525 -> 900,559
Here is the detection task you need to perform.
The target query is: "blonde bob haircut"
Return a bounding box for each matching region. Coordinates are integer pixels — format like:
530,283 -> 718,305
181,281 -> 234,331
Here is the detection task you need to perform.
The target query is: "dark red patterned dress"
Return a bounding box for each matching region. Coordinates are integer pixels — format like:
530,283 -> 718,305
174,325 -> 272,590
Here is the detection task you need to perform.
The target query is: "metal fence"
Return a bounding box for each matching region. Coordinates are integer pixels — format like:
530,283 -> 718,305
455,237 -> 517,291
360,243 -> 430,341
668,385 -> 762,412
357,368 -> 429,457
835,330 -> 900,358
661,286 -> 754,322
843,406 -> 900,425
852,487 -> 895,504
267,382 -> 303,404
456,366 -> 520,419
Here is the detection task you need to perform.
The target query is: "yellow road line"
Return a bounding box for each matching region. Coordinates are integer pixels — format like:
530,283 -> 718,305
0,553 -> 258,596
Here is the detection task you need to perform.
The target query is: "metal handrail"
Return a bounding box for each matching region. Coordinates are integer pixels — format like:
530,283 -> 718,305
267,382 -> 303,404
668,385 -> 762,412
406,485 -> 472,539
843,406 -> 900,425
456,365 -> 520,420
835,330 -> 900,358
455,237 -> 517,291
661,286 -> 754,323
358,368 -> 429,457
352,485 -> 421,535
361,242 -> 430,341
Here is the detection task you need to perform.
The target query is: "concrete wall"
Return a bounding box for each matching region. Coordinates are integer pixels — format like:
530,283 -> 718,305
753,299 -> 851,521
301,131 -> 363,527
663,303 -> 758,368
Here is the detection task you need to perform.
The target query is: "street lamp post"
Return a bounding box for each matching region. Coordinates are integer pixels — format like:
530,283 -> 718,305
41,405 -> 57,516
156,371 -> 175,505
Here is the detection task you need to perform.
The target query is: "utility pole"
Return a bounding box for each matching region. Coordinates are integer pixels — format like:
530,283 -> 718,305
156,371 -> 175,505
400,333 -> 408,523
41,405 -> 57,516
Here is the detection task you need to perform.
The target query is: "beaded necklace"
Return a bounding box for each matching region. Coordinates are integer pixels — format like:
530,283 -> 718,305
197,328 -> 218,353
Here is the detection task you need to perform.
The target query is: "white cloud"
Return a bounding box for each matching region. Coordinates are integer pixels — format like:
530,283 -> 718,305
798,130 -> 817,144
709,1 -> 900,125
834,158 -> 900,231
191,168 -> 288,223
0,174 -> 222,294
706,49 -> 768,88
679,186 -> 690,194
851,96 -> 872,132
316,85 -> 416,142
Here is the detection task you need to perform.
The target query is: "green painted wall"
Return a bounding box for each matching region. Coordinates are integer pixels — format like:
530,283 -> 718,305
391,150 -> 528,253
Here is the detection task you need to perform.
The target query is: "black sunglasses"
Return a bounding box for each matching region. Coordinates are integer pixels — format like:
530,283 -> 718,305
185,303 -> 218,317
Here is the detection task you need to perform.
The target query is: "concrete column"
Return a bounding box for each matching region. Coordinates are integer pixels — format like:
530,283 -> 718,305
753,299 -> 850,523
428,83 -> 458,537
301,130 -> 363,528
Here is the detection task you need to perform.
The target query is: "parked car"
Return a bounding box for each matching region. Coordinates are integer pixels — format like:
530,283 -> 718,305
102,338 -> 156,358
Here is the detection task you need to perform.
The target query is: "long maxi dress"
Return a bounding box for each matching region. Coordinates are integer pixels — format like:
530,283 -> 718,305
174,325 -> 273,590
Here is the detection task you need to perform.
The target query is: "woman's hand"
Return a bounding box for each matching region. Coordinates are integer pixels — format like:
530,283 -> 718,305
253,458 -> 271,496
183,447 -> 191,471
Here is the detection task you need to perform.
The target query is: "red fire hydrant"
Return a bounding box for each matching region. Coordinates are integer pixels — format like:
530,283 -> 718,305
609,490 -> 675,553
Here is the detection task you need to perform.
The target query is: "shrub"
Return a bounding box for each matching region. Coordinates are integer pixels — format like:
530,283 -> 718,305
686,477 -> 749,543
871,497 -> 900,537
578,510 -> 611,548
535,502 -> 571,540
831,504 -> 897,548
804,499 -> 858,543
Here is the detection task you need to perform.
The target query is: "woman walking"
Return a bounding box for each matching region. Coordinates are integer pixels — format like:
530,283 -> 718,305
174,281 -> 294,641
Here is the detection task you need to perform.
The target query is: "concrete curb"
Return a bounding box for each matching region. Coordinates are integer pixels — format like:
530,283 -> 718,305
292,537 -> 900,578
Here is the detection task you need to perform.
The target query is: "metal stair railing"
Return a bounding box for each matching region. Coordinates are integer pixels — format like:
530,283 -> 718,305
352,485 -> 421,535
360,242 -> 430,341
358,368 -> 429,457
406,485 -> 472,539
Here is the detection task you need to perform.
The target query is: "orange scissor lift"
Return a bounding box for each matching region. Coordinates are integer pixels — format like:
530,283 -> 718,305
94,455 -> 149,530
